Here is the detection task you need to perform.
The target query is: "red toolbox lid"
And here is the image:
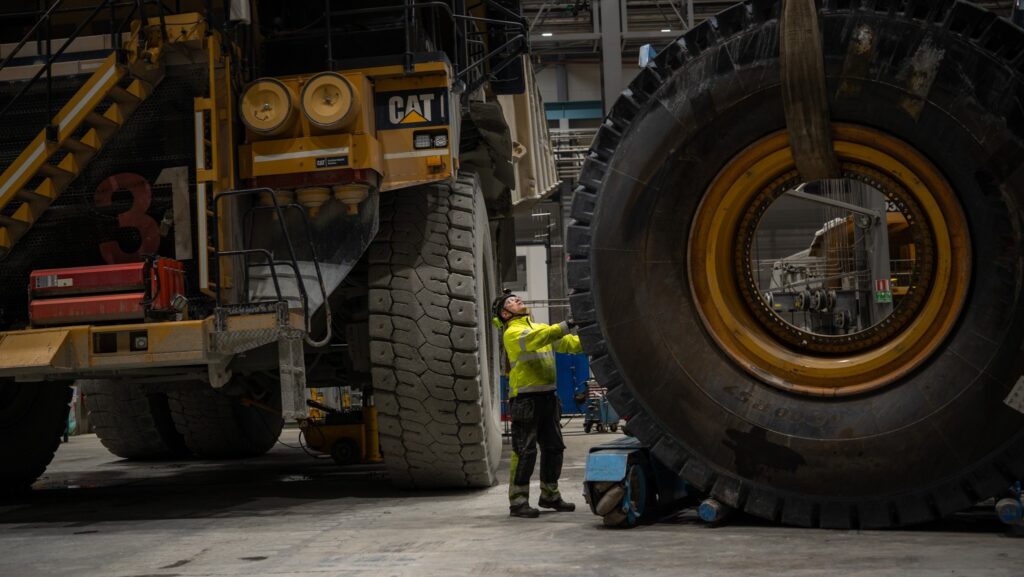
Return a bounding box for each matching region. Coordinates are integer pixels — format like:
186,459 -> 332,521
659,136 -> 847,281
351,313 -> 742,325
30,263 -> 147,297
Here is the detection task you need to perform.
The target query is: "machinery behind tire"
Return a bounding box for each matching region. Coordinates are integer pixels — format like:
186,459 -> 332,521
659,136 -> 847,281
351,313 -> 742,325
369,173 -> 502,488
167,382 -> 283,458
0,381 -> 71,491
568,0 -> 1024,528
79,380 -> 189,460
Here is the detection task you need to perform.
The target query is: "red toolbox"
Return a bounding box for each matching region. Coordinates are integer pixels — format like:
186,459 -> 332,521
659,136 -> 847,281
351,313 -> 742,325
29,258 -> 186,326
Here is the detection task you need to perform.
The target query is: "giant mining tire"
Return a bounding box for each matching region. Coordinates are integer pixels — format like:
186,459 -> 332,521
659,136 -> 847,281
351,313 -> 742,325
568,1 -> 1024,528
167,383 -> 283,458
0,381 -> 71,491
79,380 -> 189,460
369,173 -> 503,488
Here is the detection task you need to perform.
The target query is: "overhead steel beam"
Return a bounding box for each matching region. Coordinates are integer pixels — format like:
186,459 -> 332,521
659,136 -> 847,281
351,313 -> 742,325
600,0 -> 623,113
783,184 -> 883,221
622,31 -> 682,41
530,32 -> 602,42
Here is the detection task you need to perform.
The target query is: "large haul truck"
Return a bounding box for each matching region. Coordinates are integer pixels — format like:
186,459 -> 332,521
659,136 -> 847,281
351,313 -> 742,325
572,0 -> 1024,528
0,0 -> 555,491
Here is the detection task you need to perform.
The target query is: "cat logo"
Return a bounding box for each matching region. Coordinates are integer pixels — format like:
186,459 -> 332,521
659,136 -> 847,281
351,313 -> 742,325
376,88 -> 448,130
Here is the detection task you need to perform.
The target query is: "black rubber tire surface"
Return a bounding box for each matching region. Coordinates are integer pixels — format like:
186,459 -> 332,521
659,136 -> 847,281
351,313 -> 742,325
568,0 -> 1024,528
0,381 -> 72,491
79,380 -> 189,460
167,384 -> 283,458
369,173 -> 503,488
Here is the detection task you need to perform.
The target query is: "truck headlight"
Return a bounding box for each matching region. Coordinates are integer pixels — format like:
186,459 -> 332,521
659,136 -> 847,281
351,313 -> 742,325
413,130 -> 448,149
301,72 -> 359,129
239,78 -> 296,136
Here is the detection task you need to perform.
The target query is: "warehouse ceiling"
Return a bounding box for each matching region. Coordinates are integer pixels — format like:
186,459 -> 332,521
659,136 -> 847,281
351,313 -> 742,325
525,0 -> 1017,61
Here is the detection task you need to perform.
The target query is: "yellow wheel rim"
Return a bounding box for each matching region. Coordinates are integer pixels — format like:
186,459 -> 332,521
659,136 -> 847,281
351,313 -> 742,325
689,124 -> 971,396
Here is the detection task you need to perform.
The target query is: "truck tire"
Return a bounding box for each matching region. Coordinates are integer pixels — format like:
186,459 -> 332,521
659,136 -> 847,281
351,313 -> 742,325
369,173 -> 503,488
0,381 -> 72,491
79,380 -> 189,460
568,1 -> 1024,528
167,383 -> 283,458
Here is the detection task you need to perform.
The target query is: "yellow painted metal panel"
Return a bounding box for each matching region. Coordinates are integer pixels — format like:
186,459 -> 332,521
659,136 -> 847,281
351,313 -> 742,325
89,320 -> 210,360
246,134 -> 382,177
378,128 -> 452,190
0,330 -> 73,371
223,311 -> 303,332
0,319 -> 215,376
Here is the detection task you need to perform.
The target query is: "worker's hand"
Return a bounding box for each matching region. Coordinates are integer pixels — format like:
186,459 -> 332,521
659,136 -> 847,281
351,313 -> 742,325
565,319 -> 577,330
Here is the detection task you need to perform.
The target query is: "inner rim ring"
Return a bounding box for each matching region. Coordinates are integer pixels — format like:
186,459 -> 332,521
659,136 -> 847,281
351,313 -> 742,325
687,125 -> 971,396
735,165 -> 936,355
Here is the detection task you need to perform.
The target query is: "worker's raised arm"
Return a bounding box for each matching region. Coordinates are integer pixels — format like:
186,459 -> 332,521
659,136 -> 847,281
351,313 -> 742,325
555,332 -> 582,354
513,321 -> 572,353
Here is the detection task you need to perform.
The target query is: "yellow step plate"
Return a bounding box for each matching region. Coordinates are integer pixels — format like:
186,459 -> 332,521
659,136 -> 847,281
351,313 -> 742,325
0,329 -> 74,373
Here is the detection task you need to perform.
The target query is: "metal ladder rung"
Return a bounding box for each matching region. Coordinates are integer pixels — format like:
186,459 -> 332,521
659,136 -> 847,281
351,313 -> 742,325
36,164 -> 76,183
60,137 -> 98,154
85,111 -> 120,129
16,188 -> 54,203
107,85 -> 142,104
0,214 -> 30,231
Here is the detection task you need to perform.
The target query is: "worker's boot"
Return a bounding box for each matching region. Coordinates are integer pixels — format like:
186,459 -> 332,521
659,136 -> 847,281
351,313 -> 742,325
509,503 -> 541,518
538,497 -> 576,512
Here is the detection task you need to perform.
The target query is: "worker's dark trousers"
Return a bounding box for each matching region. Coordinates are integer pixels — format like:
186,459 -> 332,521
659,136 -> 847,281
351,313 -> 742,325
508,392 -> 565,507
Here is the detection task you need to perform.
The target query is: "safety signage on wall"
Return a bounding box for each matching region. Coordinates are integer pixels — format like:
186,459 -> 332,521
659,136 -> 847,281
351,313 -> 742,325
874,279 -> 893,304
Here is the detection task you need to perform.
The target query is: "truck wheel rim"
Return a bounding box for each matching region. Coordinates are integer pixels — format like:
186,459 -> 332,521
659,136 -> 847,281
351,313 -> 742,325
688,124 -> 970,396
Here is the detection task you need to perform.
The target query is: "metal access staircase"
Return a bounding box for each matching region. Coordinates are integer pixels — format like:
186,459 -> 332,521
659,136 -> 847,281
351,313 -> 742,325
0,1 -> 166,260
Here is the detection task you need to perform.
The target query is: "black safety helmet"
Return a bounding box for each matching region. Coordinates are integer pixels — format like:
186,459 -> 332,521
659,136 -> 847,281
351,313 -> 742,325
491,289 -> 519,328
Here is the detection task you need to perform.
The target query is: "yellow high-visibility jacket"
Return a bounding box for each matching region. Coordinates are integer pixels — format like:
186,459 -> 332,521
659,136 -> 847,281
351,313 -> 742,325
503,316 -> 582,398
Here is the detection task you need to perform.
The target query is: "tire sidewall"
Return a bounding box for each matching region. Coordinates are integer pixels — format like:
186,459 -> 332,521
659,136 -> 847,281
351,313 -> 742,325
473,177 -> 504,471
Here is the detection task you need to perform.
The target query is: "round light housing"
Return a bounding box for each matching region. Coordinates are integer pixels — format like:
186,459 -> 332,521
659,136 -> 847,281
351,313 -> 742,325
240,78 -> 296,136
301,72 -> 359,130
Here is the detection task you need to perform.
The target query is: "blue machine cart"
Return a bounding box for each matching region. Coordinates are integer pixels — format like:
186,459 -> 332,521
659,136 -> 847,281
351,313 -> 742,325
582,381 -> 620,433
582,436 -> 690,527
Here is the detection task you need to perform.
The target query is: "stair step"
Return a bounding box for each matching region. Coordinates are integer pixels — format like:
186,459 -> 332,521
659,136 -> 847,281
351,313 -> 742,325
37,164 -> 76,182
61,137 -> 98,154
0,215 -> 30,231
85,111 -> 120,130
107,85 -> 142,104
126,77 -> 155,98
16,188 -> 53,203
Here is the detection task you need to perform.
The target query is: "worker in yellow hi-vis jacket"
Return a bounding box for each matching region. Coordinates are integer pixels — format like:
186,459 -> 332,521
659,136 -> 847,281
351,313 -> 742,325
492,289 -> 582,518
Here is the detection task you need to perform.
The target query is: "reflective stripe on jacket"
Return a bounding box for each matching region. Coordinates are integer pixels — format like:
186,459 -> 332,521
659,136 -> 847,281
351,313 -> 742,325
503,316 -> 582,398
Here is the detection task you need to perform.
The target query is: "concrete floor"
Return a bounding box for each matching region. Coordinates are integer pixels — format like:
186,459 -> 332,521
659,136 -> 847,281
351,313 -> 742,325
1,420 -> 1022,577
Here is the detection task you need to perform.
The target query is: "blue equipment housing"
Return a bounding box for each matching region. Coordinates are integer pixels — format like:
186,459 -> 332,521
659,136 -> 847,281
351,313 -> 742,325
582,436 -> 690,527
995,481 -> 1023,526
556,352 -> 590,414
